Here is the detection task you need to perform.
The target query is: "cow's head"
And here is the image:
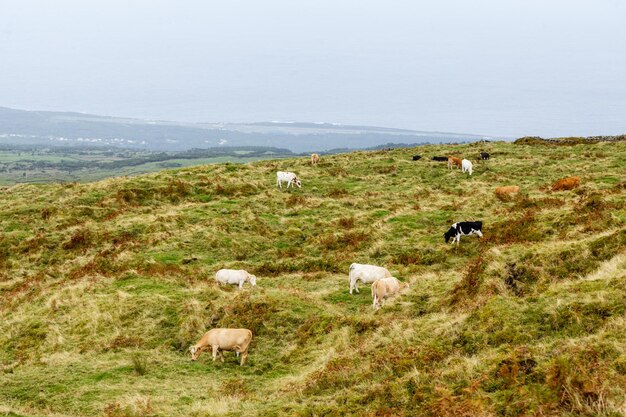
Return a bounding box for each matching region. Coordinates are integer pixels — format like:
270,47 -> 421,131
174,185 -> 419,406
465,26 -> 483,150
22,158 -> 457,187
249,275 -> 257,286
294,178 -> 302,188
444,228 -> 455,243
189,346 -> 200,361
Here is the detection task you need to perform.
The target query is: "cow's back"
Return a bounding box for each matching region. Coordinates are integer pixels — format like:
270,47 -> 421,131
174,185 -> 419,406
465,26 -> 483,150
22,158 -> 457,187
378,277 -> 400,295
216,269 -> 246,284
207,328 -> 253,349
353,263 -> 391,282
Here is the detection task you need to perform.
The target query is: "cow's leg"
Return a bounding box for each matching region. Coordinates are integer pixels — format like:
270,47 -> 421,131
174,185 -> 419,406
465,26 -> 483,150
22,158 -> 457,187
218,350 -> 225,363
239,281 -> 244,290
354,281 -> 360,293
212,345 -> 219,362
240,350 -> 248,366
349,281 -> 354,295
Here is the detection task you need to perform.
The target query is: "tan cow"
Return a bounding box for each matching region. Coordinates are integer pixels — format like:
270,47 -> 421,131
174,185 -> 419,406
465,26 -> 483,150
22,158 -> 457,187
189,328 -> 253,366
448,156 -> 462,169
371,277 -> 409,310
311,153 -> 320,165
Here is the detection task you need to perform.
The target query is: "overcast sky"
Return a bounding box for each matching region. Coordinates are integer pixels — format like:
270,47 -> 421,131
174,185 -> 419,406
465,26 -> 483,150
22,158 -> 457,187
1,0 -> 625,137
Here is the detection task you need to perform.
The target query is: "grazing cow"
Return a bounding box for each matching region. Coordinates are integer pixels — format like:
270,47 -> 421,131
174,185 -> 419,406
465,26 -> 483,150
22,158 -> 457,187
448,157 -> 462,169
189,328 -> 253,366
495,185 -> 520,199
412,155 -> 422,161
552,176 -> 580,191
276,171 -> 302,189
349,263 -> 392,294
462,159 -> 473,175
444,221 -> 483,245
371,277 -> 409,310
311,153 -> 320,165
432,156 -> 448,162
215,269 -> 257,290
480,152 -> 490,160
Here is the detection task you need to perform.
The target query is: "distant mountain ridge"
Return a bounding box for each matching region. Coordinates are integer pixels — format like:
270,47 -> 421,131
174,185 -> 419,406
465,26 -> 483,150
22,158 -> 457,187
0,106 -> 495,152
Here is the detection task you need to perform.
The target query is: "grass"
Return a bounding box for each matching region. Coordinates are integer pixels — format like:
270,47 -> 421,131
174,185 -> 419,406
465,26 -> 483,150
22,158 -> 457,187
0,141 -> 625,416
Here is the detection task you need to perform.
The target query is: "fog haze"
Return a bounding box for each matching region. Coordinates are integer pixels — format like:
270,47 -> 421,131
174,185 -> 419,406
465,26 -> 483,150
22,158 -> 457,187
1,0 -> 625,137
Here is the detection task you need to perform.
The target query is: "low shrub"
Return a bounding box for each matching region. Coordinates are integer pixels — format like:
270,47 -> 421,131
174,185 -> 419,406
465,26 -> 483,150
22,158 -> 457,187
449,255 -> 487,306
485,210 -> 543,245
504,262 -> 540,296
131,353 -> 148,376
327,188 -> 349,198
62,228 -> 93,251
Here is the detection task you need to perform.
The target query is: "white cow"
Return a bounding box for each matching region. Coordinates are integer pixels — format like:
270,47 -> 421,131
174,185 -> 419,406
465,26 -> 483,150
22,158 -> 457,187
371,277 -> 409,310
276,171 -> 302,189
349,263 -> 392,295
215,269 -> 257,290
462,159 -> 473,176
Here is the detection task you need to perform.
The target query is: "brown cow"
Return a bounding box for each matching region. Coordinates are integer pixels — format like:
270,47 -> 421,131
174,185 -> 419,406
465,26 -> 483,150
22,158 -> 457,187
495,186 -> 520,200
552,176 -> 580,191
448,157 -> 462,170
311,153 -> 320,165
371,277 -> 409,310
189,328 -> 253,366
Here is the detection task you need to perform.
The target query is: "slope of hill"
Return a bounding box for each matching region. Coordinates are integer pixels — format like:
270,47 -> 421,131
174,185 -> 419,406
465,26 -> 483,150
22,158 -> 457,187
0,141 -> 624,416
0,107 -> 491,152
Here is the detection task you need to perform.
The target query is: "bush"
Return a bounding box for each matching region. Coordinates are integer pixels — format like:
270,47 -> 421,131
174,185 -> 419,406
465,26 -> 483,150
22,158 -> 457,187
62,228 -> 93,251
504,262 -> 540,296
161,179 -> 193,202
131,353 -> 148,376
485,211 -> 543,245
449,255 -> 487,306
116,187 -> 154,205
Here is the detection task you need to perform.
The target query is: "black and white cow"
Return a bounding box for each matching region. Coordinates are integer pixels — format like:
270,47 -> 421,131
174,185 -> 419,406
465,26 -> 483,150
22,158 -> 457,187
444,221 -> 483,245
480,152 -> 490,160
412,155 -> 422,161
432,156 -> 448,162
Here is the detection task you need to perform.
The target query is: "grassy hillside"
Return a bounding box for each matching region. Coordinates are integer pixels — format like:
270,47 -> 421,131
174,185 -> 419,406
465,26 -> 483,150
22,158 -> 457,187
0,141 -> 624,417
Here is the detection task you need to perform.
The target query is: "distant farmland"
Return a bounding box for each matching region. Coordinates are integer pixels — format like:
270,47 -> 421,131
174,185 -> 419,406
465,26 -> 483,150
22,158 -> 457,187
0,145 -> 295,185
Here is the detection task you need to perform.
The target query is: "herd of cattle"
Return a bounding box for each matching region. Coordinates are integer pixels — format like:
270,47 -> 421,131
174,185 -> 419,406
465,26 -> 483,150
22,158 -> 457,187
191,150 -> 491,365
190,149 -> 580,365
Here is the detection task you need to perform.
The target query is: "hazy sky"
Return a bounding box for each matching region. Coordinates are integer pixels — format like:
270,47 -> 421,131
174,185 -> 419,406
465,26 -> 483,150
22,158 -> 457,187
1,0 -> 625,137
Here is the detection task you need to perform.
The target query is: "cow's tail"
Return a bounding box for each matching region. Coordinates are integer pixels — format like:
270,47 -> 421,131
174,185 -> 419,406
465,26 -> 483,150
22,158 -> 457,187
349,263 -> 355,284
372,281 -> 378,309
